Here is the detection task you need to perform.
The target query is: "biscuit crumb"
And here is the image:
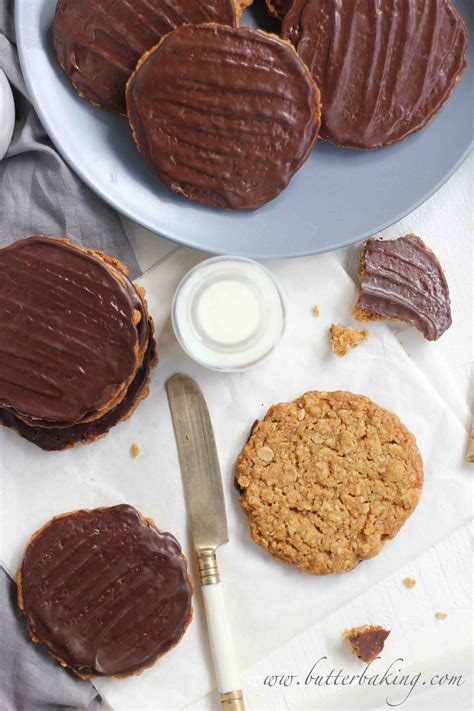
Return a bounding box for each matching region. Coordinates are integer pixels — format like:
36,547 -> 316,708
344,625 -> 390,662
297,408 -> 306,421
435,612 -> 448,619
311,305 -> 320,317
130,443 -> 140,459
257,446 -> 274,462
404,577 -> 417,588
330,324 -> 369,356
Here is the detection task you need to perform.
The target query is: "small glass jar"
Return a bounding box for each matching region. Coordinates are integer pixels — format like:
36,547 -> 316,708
172,256 -> 286,372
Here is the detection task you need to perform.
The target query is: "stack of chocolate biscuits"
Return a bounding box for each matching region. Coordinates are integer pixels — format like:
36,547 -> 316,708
0,236 -> 157,450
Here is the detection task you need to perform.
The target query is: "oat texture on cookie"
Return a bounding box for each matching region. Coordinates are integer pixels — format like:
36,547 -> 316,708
236,391 -> 423,575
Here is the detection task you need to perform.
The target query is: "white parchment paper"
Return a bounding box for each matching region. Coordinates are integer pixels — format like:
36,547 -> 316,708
1,248 -> 471,710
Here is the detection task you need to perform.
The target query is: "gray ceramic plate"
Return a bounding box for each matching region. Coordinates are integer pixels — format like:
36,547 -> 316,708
16,1 -> 473,258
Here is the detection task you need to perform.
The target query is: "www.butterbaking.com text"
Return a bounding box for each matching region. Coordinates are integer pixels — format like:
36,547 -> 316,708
260,657 -> 465,706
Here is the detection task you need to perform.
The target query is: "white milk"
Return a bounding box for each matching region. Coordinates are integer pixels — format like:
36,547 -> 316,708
172,257 -> 286,371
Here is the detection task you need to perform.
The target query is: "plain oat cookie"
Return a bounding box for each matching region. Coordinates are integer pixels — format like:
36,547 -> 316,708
236,391 -> 423,575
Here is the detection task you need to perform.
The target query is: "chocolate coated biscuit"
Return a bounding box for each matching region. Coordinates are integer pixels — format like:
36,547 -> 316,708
282,0 -> 468,149
127,24 -> 321,209
0,237 -> 145,424
53,0 -> 238,112
18,505 -> 193,678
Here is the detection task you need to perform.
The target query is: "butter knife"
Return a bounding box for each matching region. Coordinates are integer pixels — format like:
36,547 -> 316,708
166,373 -> 245,711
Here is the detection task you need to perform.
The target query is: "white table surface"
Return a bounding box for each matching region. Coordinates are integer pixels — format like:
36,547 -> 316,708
116,153 -> 473,711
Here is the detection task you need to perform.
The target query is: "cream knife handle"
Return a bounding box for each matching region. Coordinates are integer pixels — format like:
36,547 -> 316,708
198,550 -> 245,710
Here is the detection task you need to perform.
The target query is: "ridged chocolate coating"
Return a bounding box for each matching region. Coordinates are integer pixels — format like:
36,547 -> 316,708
126,24 -> 321,209
0,328 -> 155,450
0,237 -> 143,423
355,235 -> 452,341
19,505 -> 193,677
282,0 -> 468,149
53,0 -> 237,113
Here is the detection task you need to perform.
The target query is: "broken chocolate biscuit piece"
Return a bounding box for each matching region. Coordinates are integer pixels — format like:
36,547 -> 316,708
353,235 -> 452,341
344,625 -> 391,663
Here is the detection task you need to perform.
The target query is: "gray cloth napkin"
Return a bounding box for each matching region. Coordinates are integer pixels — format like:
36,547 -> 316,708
0,567 -> 101,711
0,0 -> 140,278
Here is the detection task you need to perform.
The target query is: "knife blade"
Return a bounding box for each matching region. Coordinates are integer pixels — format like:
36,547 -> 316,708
166,373 -> 245,710
166,373 -> 228,550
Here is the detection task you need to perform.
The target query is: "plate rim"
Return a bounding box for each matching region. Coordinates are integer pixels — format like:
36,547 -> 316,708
14,2 -> 473,259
